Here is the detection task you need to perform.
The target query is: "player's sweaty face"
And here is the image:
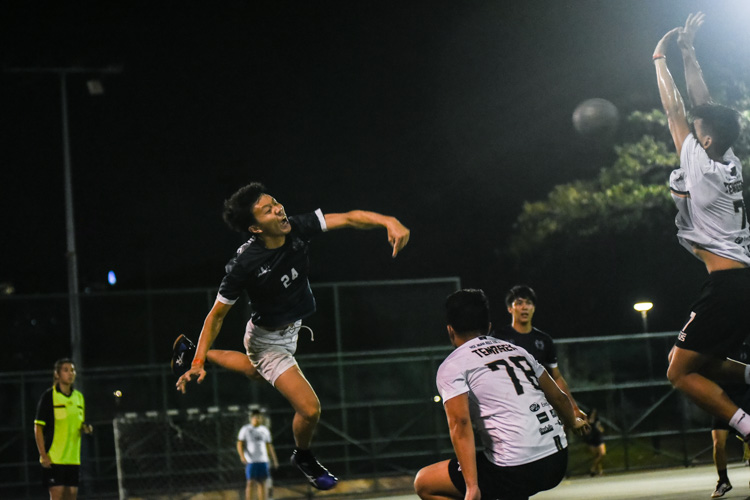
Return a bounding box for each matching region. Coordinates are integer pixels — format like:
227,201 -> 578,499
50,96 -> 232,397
251,194 -> 291,236
509,298 -> 535,324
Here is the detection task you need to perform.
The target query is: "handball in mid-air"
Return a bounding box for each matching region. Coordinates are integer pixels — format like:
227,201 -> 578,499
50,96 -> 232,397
572,98 -> 619,137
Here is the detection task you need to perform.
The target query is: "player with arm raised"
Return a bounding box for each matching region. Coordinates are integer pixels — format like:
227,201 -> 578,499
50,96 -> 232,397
654,13 -> 750,441
174,182 -> 409,490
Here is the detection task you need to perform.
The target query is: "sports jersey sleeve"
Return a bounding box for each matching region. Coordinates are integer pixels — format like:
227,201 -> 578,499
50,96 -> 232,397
436,357 -> 469,403
34,388 -> 53,426
545,337 -> 558,369
217,256 -> 251,305
261,426 -> 272,443
526,349 -> 546,378
290,209 -> 327,236
237,425 -> 248,441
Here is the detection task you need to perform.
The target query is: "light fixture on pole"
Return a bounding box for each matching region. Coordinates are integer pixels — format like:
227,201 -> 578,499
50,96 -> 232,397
5,64 -> 122,371
633,302 -> 653,333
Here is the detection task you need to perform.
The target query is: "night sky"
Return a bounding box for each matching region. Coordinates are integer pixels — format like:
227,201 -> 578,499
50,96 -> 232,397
3,0 -> 750,339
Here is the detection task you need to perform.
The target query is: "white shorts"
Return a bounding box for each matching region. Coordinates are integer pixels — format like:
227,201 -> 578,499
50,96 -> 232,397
243,320 -> 301,386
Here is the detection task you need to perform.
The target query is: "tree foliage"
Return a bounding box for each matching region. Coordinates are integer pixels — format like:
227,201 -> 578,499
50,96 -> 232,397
509,102 -> 750,258
504,83 -> 750,335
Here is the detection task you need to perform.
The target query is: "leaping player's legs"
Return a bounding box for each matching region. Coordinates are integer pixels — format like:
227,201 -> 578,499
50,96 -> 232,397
171,334 -> 263,381
274,366 -> 320,448
700,356 -> 749,384
273,365 -> 337,489
712,429 -> 729,473
207,349 -> 263,381
414,460 -> 462,500
667,347 -> 739,423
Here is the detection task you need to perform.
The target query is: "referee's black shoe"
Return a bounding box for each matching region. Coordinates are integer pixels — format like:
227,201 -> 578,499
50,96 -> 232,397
291,449 -> 338,490
171,335 -> 196,377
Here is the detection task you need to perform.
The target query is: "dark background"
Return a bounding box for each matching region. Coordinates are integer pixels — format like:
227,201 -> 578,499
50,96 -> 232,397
3,0 -> 750,357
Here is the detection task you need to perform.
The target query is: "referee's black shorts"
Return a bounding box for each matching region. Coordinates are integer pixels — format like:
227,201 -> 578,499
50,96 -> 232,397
448,448 -> 567,500
41,464 -> 79,488
674,268 -> 750,358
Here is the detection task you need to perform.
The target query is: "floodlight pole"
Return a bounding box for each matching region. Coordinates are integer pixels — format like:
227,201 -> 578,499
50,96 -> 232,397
59,71 -> 84,370
639,310 -> 649,333
6,65 -> 122,370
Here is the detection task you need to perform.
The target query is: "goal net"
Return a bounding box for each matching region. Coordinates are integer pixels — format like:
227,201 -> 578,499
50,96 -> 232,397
113,406 -> 266,499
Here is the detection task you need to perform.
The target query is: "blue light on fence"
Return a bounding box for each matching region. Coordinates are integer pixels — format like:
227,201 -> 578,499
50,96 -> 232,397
108,270 -> 117,286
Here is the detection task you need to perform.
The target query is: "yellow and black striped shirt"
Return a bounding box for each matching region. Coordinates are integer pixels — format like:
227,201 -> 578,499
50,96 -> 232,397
34,384 -> 86,465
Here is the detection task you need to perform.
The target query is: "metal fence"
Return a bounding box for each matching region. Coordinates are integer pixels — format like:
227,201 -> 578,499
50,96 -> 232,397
0,280 -> 736,499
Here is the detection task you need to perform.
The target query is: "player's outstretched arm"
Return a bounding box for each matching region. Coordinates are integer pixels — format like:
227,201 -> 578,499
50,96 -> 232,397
324,210 -> 410,257
678,12 -> 711,107
654,28 -> 691,153
539,371 -> 589,435
176,300 -> 233,393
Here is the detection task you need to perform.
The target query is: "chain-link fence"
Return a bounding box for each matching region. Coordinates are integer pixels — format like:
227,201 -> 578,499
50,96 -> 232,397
0,279 -> 738,499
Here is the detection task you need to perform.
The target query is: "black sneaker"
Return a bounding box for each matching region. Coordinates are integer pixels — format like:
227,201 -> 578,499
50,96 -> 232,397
171,335 -> 196,377
291,449 -> 338,490
711,480 -> 732,498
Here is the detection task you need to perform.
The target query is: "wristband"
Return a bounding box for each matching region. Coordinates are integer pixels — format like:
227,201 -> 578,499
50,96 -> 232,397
191,358 -> 205,367
652,54 -> 665,60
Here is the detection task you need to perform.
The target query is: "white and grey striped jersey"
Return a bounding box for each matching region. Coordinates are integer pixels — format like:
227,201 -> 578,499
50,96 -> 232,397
670,134 -> 750,265
436,335 -> 567,467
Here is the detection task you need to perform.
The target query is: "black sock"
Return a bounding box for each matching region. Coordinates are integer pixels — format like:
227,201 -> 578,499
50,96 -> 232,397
718,469 -> 729,483
294,447 -> 314,461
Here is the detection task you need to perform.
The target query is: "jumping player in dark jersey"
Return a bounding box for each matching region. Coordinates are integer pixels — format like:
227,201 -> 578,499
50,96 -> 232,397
174,182 -> 410,490
491,285 -> 586,421
654,13 -> 750,443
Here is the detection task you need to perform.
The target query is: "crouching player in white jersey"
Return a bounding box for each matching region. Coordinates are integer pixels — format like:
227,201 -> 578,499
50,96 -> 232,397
654,13 -> 750,442
414,289 -> 588,500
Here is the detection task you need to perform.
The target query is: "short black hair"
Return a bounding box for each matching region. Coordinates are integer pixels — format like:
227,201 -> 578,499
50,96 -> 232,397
505,285 -> 537,308
222,182 -> 266,233
445,289 -> 490,335
691,104 -> 741,154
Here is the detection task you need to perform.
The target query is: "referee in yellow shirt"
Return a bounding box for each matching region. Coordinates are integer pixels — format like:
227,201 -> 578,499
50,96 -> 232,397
34,358 -> 93,500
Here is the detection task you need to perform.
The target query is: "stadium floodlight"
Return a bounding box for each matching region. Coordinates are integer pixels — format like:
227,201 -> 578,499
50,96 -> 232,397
633,302 -> 653,313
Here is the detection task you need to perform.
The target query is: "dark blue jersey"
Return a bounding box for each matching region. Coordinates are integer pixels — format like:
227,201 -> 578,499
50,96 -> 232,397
217,210 -> 326,327
491,325 -> 558,372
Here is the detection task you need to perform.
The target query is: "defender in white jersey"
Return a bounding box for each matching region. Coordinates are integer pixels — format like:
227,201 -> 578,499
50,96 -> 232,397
414,290 -> 587,500
175,182 -> 410,490
654,13 -> 750,441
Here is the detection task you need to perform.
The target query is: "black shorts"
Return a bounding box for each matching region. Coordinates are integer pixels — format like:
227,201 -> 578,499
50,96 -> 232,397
448,448 -> 567,500
582,430 -> 604,447
41,464 -> 79,488
674,268 -> 750,358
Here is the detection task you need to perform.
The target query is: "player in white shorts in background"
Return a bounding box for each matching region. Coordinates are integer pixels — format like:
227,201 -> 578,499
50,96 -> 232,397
237,409 -> 278,500
654,13 -> 750,441
174,182 -> 410,490
414,289 -> 588,500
